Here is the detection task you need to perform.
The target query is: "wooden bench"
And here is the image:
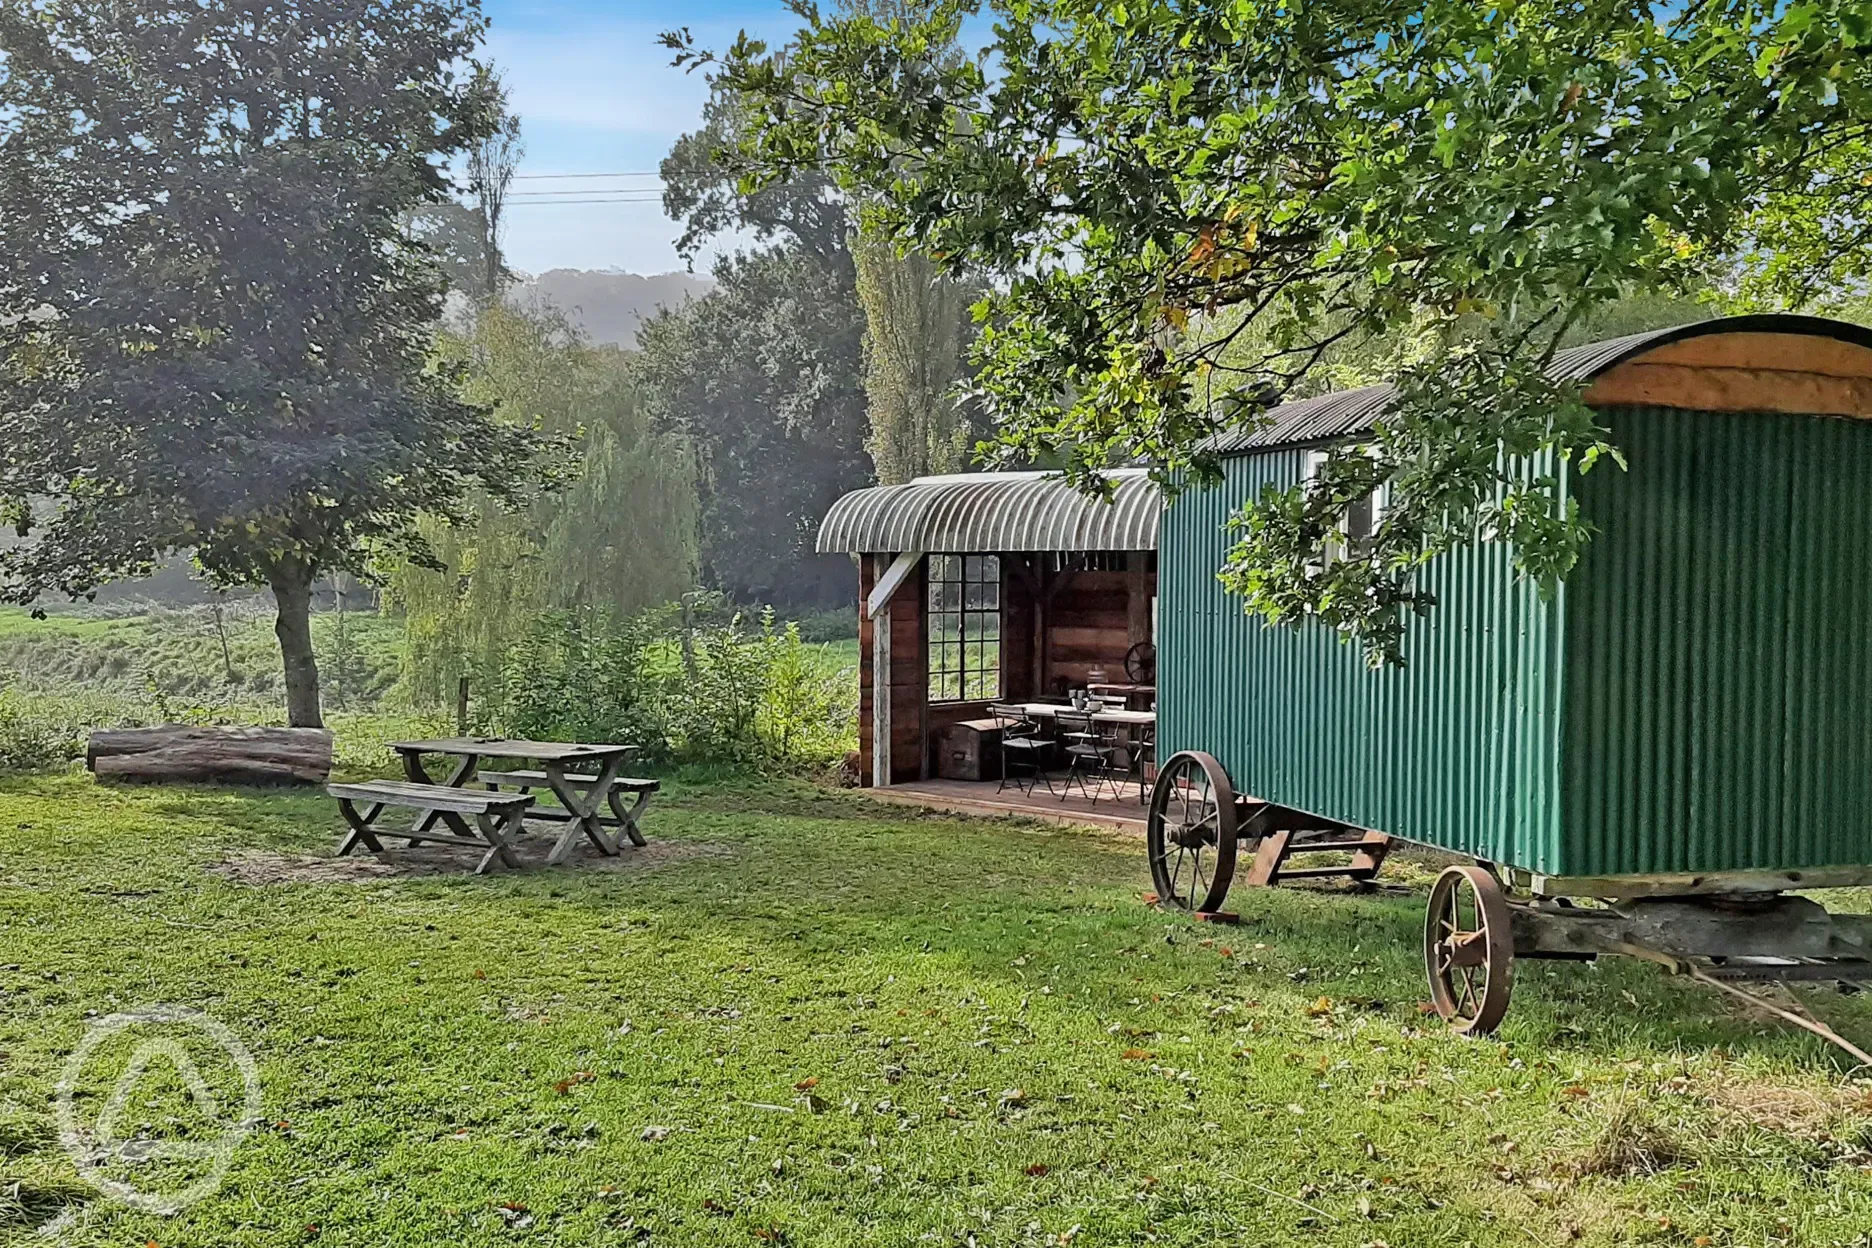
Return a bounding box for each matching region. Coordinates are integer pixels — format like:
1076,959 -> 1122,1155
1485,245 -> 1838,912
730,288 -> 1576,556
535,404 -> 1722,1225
328,780 -> 533,875
478,770 -> 658,848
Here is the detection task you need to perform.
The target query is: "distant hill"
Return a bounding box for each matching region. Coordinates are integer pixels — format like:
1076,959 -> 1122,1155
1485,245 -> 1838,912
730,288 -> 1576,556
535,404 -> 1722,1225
507,269 -> 714,349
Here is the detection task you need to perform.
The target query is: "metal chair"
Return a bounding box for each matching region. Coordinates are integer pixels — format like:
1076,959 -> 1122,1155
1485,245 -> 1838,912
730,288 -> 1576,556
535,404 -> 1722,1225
989,704 -> 1054,796
1054,710 -> 1108,802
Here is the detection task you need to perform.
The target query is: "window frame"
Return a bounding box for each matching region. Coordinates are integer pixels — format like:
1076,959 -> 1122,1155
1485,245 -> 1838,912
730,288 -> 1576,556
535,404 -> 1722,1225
1303,448 -> 1388,562
926,553 -> 1002,704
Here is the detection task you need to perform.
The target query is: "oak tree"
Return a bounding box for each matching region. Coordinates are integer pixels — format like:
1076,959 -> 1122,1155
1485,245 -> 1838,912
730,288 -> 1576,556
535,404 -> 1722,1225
0,0 -> 544,725
683,0 -> 1872,661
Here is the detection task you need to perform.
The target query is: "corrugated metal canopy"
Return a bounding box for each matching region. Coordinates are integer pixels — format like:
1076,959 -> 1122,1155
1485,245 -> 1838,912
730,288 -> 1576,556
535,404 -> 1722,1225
1212,313 -> 1872,455
817,468 -> 1160,555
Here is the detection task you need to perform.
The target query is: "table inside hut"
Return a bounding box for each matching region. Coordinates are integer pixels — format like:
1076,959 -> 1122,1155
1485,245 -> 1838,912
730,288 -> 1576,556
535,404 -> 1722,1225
1018,704 -> 1155,727
1085,683 -> 1156,711
389,738 -> 640,865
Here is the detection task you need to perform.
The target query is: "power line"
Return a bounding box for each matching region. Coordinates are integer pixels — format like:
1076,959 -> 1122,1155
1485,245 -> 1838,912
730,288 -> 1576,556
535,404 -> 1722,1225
511,171 -> 663,180
509,188 -> 665,198
504,197 -> 670,206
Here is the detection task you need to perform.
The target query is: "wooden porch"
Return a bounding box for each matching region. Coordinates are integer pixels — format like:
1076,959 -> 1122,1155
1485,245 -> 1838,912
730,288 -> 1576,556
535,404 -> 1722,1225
856,777 -> 1148,833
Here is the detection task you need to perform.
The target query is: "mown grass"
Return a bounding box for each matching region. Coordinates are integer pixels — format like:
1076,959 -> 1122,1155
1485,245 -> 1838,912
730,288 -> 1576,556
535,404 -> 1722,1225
1,771 -> 1870,1245
0,603 -> 404,710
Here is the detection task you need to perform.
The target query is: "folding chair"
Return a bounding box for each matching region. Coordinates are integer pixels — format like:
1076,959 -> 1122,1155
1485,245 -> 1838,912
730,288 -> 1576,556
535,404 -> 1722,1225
989,704 -> 1054,796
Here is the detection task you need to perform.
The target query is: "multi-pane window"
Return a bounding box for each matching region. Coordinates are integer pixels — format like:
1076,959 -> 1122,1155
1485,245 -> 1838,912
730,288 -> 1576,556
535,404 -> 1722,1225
928,554 -> 1001,702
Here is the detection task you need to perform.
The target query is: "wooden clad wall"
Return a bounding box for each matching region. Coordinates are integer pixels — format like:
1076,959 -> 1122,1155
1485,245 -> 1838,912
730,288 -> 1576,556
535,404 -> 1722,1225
1582,332 -> 1872,418
1046,569 -> 1132,691
857,555 -> 928,786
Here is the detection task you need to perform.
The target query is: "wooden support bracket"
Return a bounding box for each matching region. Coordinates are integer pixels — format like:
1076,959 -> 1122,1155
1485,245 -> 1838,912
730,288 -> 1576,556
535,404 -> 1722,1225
1245,820 -> 1393,889
865,550 -> 925,620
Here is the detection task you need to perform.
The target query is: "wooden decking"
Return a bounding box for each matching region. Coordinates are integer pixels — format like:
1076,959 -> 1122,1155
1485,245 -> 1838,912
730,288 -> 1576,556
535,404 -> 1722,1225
857,777 -> 1147,833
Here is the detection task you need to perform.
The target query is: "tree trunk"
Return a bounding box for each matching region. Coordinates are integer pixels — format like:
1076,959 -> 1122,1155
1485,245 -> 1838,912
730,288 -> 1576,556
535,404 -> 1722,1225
88,725 -> 333,785
270,562 -> 324,728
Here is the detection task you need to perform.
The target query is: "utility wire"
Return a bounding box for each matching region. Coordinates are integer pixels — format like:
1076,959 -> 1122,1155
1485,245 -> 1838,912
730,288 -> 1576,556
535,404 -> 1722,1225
511,171 -> 663,180
504,197 -> 670,206
509,189 -> 665,198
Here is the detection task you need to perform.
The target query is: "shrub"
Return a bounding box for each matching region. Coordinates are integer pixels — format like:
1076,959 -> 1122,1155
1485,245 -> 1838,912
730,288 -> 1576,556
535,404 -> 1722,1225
791,606 -> 856,644
490,598 -> 856,773
0,689 -> 134,772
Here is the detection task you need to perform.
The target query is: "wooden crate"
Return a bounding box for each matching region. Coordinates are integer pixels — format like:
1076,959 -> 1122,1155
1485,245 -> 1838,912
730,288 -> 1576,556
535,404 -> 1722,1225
936,719 -> 1003,782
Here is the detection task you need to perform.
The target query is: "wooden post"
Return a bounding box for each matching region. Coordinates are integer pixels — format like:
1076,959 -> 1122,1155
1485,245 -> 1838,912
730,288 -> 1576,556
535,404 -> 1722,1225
872,558 -> 892,788
1127,553 -> 1152,648
456,676 -> 470,734
1033,559 -> 1049,697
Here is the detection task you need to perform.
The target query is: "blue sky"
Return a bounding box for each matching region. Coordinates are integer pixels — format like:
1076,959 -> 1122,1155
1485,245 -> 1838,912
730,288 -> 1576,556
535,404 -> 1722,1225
481,0 -> 794,276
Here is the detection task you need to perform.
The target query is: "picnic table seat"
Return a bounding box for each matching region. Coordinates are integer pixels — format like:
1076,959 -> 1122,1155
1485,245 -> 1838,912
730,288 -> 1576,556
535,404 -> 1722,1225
327,779 -> 533,875
477,770 -> 658,847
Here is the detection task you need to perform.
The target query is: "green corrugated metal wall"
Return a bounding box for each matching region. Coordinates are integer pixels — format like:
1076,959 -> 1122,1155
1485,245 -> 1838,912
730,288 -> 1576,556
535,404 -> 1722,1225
1159,405 -> 1872,878
1563,405 -> 1872,875
1158,448 -> 1568,872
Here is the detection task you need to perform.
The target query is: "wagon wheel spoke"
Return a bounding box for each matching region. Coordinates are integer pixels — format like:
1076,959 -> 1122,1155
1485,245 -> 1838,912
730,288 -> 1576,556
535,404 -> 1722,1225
1167,845 -> 1188,902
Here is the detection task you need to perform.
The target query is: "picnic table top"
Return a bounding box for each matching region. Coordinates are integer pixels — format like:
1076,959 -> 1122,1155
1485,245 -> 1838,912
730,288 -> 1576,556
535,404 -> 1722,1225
389,738 -> 638,762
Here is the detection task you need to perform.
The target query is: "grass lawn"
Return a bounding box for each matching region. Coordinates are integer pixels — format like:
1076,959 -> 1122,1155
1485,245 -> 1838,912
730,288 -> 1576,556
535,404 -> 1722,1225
2,773 -> 1871,1246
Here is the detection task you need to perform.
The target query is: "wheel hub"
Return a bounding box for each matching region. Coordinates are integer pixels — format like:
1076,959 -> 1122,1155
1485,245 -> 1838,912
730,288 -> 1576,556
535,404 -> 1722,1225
1168,821 -> 1214,849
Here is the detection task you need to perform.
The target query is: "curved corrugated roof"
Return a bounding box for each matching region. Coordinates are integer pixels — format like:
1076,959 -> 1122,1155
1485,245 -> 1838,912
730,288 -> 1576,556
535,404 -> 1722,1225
816,468 -> 1160,555
1213,314 -> 1872,455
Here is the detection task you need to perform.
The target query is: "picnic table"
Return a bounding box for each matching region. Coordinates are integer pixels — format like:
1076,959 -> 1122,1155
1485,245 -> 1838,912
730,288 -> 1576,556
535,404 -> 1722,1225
390,738 -> 646,866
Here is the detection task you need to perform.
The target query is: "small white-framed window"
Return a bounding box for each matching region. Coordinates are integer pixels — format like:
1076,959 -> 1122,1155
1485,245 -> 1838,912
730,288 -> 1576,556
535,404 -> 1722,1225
1303,448 -> 1387,559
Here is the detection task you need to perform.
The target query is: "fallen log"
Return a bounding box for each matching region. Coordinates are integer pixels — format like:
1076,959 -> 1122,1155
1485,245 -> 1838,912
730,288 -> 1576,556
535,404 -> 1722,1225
87,725 -> 333,785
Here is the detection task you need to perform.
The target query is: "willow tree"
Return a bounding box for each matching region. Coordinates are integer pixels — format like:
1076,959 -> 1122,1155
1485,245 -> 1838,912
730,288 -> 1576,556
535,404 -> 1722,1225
0,0 -> 542,727
383,304 -> 699,712
681,0 -> 1872,662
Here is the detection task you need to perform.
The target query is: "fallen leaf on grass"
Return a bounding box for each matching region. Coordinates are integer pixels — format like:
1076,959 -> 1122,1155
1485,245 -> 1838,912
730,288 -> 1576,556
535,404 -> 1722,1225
752,1227 -> 786,1242
794,1076 -> 819,1091
1140,892 -> 1160,905
471,968 -> 486,980
1304,996 -> 1334,1018
497,1203 -> 533,1229
1121,1048 -> 1155,1061
1025,1163 -> 1050,1177
640,1125 -> 671,1142
999,1088 -> 1028,1107
554,1071 -> 596,1095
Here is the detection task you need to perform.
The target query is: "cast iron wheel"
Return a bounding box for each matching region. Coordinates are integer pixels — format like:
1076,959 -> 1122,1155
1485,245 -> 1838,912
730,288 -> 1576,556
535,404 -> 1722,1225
1146,751 -> 1238,912
1424,865 -> 1514,1035
1125,640 -> 1157,685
